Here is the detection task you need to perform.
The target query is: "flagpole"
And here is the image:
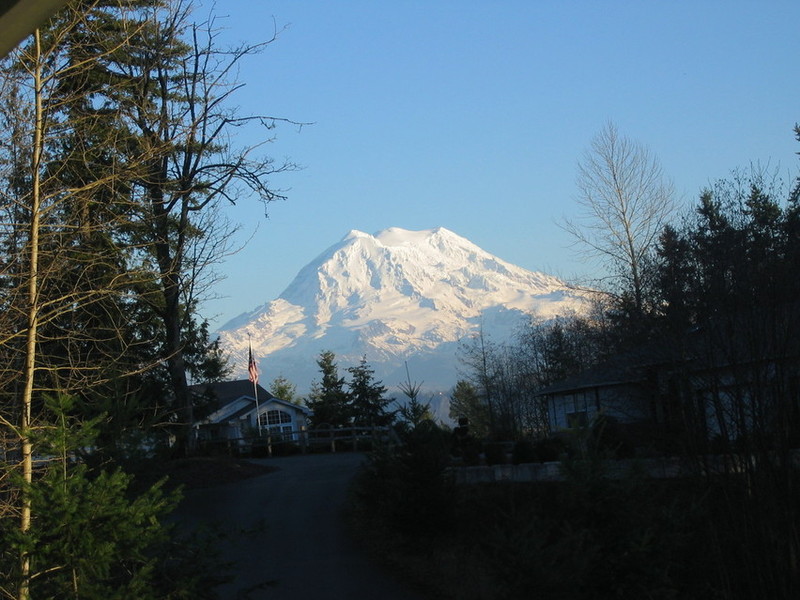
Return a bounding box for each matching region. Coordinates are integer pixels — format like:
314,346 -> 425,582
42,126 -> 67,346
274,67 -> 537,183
248,335 -> 262,437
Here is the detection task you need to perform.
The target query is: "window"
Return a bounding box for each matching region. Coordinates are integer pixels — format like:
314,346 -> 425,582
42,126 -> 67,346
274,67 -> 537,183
259,409 -> 292,428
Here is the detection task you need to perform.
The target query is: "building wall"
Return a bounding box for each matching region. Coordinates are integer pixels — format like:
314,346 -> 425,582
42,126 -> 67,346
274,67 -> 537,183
548,384 -> 652,431
252,401 -> 308,441
199,397 -> 308,441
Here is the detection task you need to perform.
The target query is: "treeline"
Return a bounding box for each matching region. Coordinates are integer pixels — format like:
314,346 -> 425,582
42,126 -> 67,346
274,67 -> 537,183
454,140 -> 800,459
302,350 -> 432,431
0,1 -> 290,598
452,315 -> 603,440
355,125 -> 800,599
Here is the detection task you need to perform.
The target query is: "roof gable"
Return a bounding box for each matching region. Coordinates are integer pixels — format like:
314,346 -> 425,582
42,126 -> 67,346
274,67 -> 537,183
190,380 -> 310,422
190,380 -> 276,411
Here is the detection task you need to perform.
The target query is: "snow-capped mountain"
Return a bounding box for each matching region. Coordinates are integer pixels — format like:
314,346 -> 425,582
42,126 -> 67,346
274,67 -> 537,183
216,227 -> 585,408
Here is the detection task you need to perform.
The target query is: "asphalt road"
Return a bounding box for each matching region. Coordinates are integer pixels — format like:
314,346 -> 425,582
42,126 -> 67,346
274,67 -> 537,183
175,452 -> 424,600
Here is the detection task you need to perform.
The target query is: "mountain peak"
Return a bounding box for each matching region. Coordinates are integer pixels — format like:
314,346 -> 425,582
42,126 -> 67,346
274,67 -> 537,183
373,226 -> 454,247
217,227 -> 587,396
343,229 -> 371,241
340,226 -> 462,249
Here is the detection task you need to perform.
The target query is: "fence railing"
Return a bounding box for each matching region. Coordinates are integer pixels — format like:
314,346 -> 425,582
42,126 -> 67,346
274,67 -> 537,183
198,426 -> 398,458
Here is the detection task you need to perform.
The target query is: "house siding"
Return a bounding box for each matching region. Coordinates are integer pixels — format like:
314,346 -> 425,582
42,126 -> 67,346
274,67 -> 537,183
548,383 -> 653,431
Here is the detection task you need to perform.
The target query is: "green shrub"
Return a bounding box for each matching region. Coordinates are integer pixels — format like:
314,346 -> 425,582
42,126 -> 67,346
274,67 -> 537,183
354,421 -> 455,539
351,415 -> 800,600
0,395 -> 227,599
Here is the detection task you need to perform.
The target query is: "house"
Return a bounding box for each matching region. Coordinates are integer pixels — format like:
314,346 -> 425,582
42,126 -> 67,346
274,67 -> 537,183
536,331 -> 800,451
535,342 -> 708,452
536,352 -> 663,434
190,380 -> 310,444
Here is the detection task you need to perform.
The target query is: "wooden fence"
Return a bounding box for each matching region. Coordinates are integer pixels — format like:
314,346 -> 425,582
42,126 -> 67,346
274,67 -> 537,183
198,426 -> 398,458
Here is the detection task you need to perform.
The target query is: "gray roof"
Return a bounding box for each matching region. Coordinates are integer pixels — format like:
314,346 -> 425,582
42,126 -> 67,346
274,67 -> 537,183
190,380 -> 275,409
535,343 -> 677,397
190,380 -> 310,416
535,361 -> 647,396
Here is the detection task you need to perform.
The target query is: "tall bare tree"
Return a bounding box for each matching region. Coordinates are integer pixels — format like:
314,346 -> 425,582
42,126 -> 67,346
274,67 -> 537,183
564,121 -> 675,316
105,1 -> 296,450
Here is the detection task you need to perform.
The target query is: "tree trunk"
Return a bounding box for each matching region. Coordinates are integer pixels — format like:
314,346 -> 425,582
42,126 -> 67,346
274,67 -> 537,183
18,28 -> 45,600
150,184 -> 194,453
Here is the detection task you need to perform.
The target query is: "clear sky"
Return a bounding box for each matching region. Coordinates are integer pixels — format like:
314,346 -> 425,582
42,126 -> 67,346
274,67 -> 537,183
201,0 -> 800,330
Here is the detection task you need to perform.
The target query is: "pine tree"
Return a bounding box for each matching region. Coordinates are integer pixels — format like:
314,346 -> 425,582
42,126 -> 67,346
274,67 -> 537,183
0,394 -> 223,599
449,379 -> 488,438
0,15 -> 156,594
269,375 -> 301,405
2,0 -> 293,451
347,356 -> 393,427
306,351 -> 350,428
0,2 -> 281,596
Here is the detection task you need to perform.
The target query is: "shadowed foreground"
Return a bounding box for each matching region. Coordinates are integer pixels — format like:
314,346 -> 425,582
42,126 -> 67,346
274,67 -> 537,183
175,452 -> 423,600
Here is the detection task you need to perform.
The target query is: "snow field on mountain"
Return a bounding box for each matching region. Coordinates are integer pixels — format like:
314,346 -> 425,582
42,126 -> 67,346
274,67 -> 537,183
217,227 -> 587,398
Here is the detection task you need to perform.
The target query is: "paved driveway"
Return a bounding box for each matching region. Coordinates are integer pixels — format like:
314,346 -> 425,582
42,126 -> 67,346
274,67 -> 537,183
175,452 -> 424,600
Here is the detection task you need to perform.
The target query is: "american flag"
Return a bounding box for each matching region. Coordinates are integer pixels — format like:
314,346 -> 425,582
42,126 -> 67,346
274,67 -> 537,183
248,343 -> 259,385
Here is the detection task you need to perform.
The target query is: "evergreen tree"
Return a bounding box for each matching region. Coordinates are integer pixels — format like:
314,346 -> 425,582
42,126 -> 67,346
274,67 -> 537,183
392,369 -> 433,436
269,375 -> 301,405
0,394 -> 220,599
654,166 -> 800,450
7,0 -> 295,451
106,1 -> 294,450
183,313 -> 231,385
306,351 -> 350,428
0,0 -> 234,462
0,14 -> 159,594
449,379 -> 489,439
347,356 -> 393,427
19,0 -> 168,443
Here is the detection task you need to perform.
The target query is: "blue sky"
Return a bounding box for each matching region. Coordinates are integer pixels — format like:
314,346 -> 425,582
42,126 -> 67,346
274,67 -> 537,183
202,0 -> 800,330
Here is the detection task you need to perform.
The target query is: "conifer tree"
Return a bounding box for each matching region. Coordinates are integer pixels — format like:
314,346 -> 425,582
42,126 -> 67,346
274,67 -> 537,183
655,167 -> 800,451
347,356 -> 393,427
0,12 -> 161,595
269,375 -> 301,405
0,395 -> 178,599
449,379 -> 488,438
2,0 -> 292,450
306,351 -> 350,428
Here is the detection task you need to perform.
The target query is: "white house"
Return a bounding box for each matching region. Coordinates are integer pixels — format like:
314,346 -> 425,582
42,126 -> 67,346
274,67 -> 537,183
190,380 -> 310,443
